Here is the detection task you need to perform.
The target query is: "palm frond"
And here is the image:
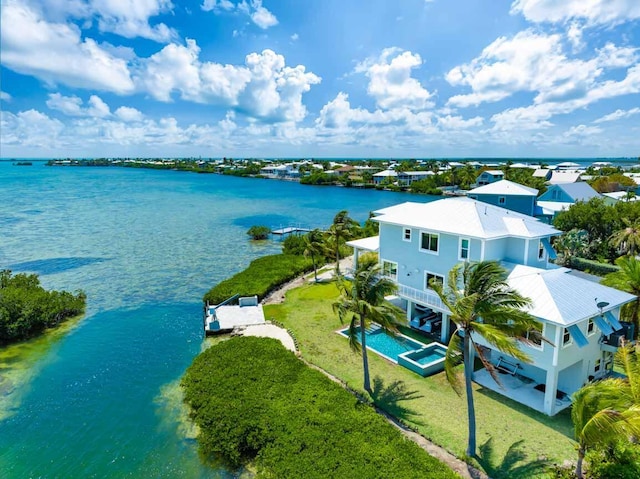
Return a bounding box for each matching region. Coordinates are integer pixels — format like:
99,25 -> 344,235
444,332 -> 464,395
471,338 -> 503,388
473,322 -> 531,364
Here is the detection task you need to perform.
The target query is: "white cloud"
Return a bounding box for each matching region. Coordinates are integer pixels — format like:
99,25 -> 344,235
564,124 -> 603,137
291,33 -> 299,41
0,91 -> 12,102
356,48 -> 434,110
115,106 -> 144,122
566,21 -> 583,50
1,3 -> 134,94
1,109 -> 65,147
46,93 -> 111,117
37,0 -> 176,42
594,107 -> 640,123
511,0 -> 640,26
201,0 -> 278,29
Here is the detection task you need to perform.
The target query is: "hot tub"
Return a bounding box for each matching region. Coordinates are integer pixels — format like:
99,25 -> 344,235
397,342 -> 447,377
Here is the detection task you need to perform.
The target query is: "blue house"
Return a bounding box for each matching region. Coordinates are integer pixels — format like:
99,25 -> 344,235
475,170 -> 504,186
467,179 -> 538,216
537,182 -> 601,218
349,197 -> 634,415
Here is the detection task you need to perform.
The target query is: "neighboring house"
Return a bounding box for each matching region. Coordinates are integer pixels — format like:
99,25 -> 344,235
349,197 -> 634,415
396,171 -> 434,186
548,171 -> 582,184
537,182 -> 601,218
602,191 -> 639,205
373,169 -> 398,185
532,169 -> 552,181
475,170 -> 504,186
467,179 -> 538,216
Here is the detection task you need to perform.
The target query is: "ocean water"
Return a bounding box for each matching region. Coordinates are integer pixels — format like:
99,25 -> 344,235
0,162 -> 435,478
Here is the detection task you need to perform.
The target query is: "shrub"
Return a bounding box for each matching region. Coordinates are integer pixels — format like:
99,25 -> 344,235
246,225 -> 271,240
586,443 -> 640,479
202,254 -> 313,304
568,257 -> 620,276
281,234 -> 306,255
182,337 -> 459,478
0,270 -> 86,345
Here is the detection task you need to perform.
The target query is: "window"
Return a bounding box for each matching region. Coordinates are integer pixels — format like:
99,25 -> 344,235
552,189 -> 559,200
594,358 -> 601,373
538,241 -> 545,260
587,318 -> 595,336
420,232 -> 439,253
468,194 -> 477,200
382,260 -> 398,281
403,228 -> 411,242
563,328 -> 572,347
459,238 -> 470,260
425,272 -> 444,290
498,196 -> 506,205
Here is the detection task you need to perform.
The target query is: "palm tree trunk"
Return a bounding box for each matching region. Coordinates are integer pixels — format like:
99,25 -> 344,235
576,446 -> 585,479
463,334 -> 477,457
335,240 -> 341,276
361,322 -> 371,393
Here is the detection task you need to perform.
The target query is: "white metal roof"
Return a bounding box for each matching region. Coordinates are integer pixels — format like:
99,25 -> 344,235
536,200 -> 573,214
548,171 -> 582,184
373,170 -> 397,177
373,197 -> 560,239
346,235 -> 380,252
505,264 -> 636,326
468,179 -> 538,196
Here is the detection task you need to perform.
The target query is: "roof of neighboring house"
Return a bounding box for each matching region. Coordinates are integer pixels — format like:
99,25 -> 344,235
532,169 -> 552,178
548,171 -> 582,184
505,264 -> 635,326
536,201 -> 573,215
551,182 -> 600,201
481,170 -> 505,176
373,169 -> 398,177
373,197 -> 560,239
603,191 -> 640,202
555,161 -> 581,168
397,171 -> 435,176
468,179 -> 538,196
346,235 -> 379,252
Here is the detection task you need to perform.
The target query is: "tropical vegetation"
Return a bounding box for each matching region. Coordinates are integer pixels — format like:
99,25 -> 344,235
246,225 -> 271,240
602,256 -> 640,336
430,261 -> 540,457
182,336 -> 460,479
0,270 -> 86,345
327,210 -> 360,275
332,254 -> 404,392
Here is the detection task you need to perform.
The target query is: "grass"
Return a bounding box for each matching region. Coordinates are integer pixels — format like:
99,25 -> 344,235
263,281 -> 576,479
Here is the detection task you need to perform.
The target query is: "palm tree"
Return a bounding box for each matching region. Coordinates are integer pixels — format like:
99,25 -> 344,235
602,256 -> 640,337
431,261 -> 539,457
327,210 -> 360,276
553,229 -> 588,267
571,342 -> 640,478
609,219 -> 640,256
332,255 -> 404,393
303,229 -> 328,283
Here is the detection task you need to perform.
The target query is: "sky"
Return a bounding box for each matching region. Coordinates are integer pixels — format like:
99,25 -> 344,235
1,0 -> 640,159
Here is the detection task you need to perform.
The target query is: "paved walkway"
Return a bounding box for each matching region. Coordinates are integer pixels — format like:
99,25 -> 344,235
239,324 -> 296,352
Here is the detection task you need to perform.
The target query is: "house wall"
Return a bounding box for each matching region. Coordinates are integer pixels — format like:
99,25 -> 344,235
472,194 -> 536,216
538,185 -> 573,203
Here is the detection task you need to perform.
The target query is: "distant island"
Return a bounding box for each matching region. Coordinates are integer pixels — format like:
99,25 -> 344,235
13,161 -> 32,166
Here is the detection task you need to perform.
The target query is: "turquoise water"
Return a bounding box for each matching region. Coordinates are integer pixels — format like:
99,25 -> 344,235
340,326 -> 426,361
0,162 -> 436,478
414,349 -> 446,365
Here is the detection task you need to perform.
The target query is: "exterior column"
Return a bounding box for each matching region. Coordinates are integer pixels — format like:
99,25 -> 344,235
406,301 -> 413,322
353,248 -> 360,269
440,313 -> 450,343
544,368 -> 559,415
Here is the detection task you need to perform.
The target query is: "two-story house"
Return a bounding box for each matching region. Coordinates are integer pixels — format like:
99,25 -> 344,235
349,197 -> 635,416
537,182 -> 601,219
475,170 -> 504,187
467,179 -> 538,216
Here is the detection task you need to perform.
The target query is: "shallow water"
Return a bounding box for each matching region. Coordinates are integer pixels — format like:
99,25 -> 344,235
0,162 -> 435,477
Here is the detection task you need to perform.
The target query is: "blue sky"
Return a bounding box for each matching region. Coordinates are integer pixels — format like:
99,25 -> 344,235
1,0 -> 639,158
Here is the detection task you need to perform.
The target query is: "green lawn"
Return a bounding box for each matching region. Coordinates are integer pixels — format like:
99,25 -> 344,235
263,282 -> 576,479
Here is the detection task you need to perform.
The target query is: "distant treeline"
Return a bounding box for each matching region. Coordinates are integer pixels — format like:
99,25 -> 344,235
0,270 -> 86,345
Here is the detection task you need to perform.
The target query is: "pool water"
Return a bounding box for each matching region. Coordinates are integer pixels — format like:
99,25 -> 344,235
339,326 -> 426,361
414,350 -> 446,365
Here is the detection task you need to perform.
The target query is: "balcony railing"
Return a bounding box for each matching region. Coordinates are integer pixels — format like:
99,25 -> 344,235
398,284 -> 450,313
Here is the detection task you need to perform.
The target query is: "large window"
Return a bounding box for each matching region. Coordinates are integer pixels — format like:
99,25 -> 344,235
498,196 -> 506,205
403,228 -> 411,242
587,318 -> 595,336
420,232 -> 439,253
425,272 -> 444,290
562,328 -> 572,347
459,238 -> 470,260
382,260 -> 398,281
538,241 -> 545,260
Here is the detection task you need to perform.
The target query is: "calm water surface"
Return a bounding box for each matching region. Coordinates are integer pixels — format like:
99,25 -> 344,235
0,162 -> 434,478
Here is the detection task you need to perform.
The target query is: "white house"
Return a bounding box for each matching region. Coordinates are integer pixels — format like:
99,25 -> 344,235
349,197 -> 635,415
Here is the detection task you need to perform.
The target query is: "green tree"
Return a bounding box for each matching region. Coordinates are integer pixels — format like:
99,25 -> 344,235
332,255 -> 404,393
246,225 -> 271,240
571,342 -> 640,478
431,261 -> 538,457
327,210 -> 359,276
553,229 -> 589,266
601,256 -> 640,336
304,229 -> 328,282
609,219 -> 640,256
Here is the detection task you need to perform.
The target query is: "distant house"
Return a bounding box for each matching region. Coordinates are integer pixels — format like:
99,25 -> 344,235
532,169 -> 553,181
396,171 -> 434,186
537,182 -> 601,218
349,197 -> 635,416
602,191 -> 639,205
467,179 -> 538,216
373,169 -> 398,185
475,170 -> 504,186
548,171 -> 582,184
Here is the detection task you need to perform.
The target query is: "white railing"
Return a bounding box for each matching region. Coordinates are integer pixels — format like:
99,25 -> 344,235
398,284 -> 450,313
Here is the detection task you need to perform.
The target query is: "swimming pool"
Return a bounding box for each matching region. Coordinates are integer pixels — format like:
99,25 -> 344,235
338,325 -> 428,362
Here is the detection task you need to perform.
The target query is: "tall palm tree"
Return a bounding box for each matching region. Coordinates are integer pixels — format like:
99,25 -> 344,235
602,256 -> 640,337
609,219 -> 640,256
332,255 -> 404,393
327,210 -> 360,276
303,229 -> 328,283
571,342 -> 640,478
431,261 -> 538,457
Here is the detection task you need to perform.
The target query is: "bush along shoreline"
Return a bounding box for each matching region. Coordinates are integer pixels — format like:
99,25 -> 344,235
181,336 -> 459,479
0,270 -> 86,346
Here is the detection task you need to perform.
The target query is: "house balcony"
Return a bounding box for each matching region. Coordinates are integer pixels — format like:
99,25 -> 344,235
397,284 -> 450,313
600,322 -> 635,353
